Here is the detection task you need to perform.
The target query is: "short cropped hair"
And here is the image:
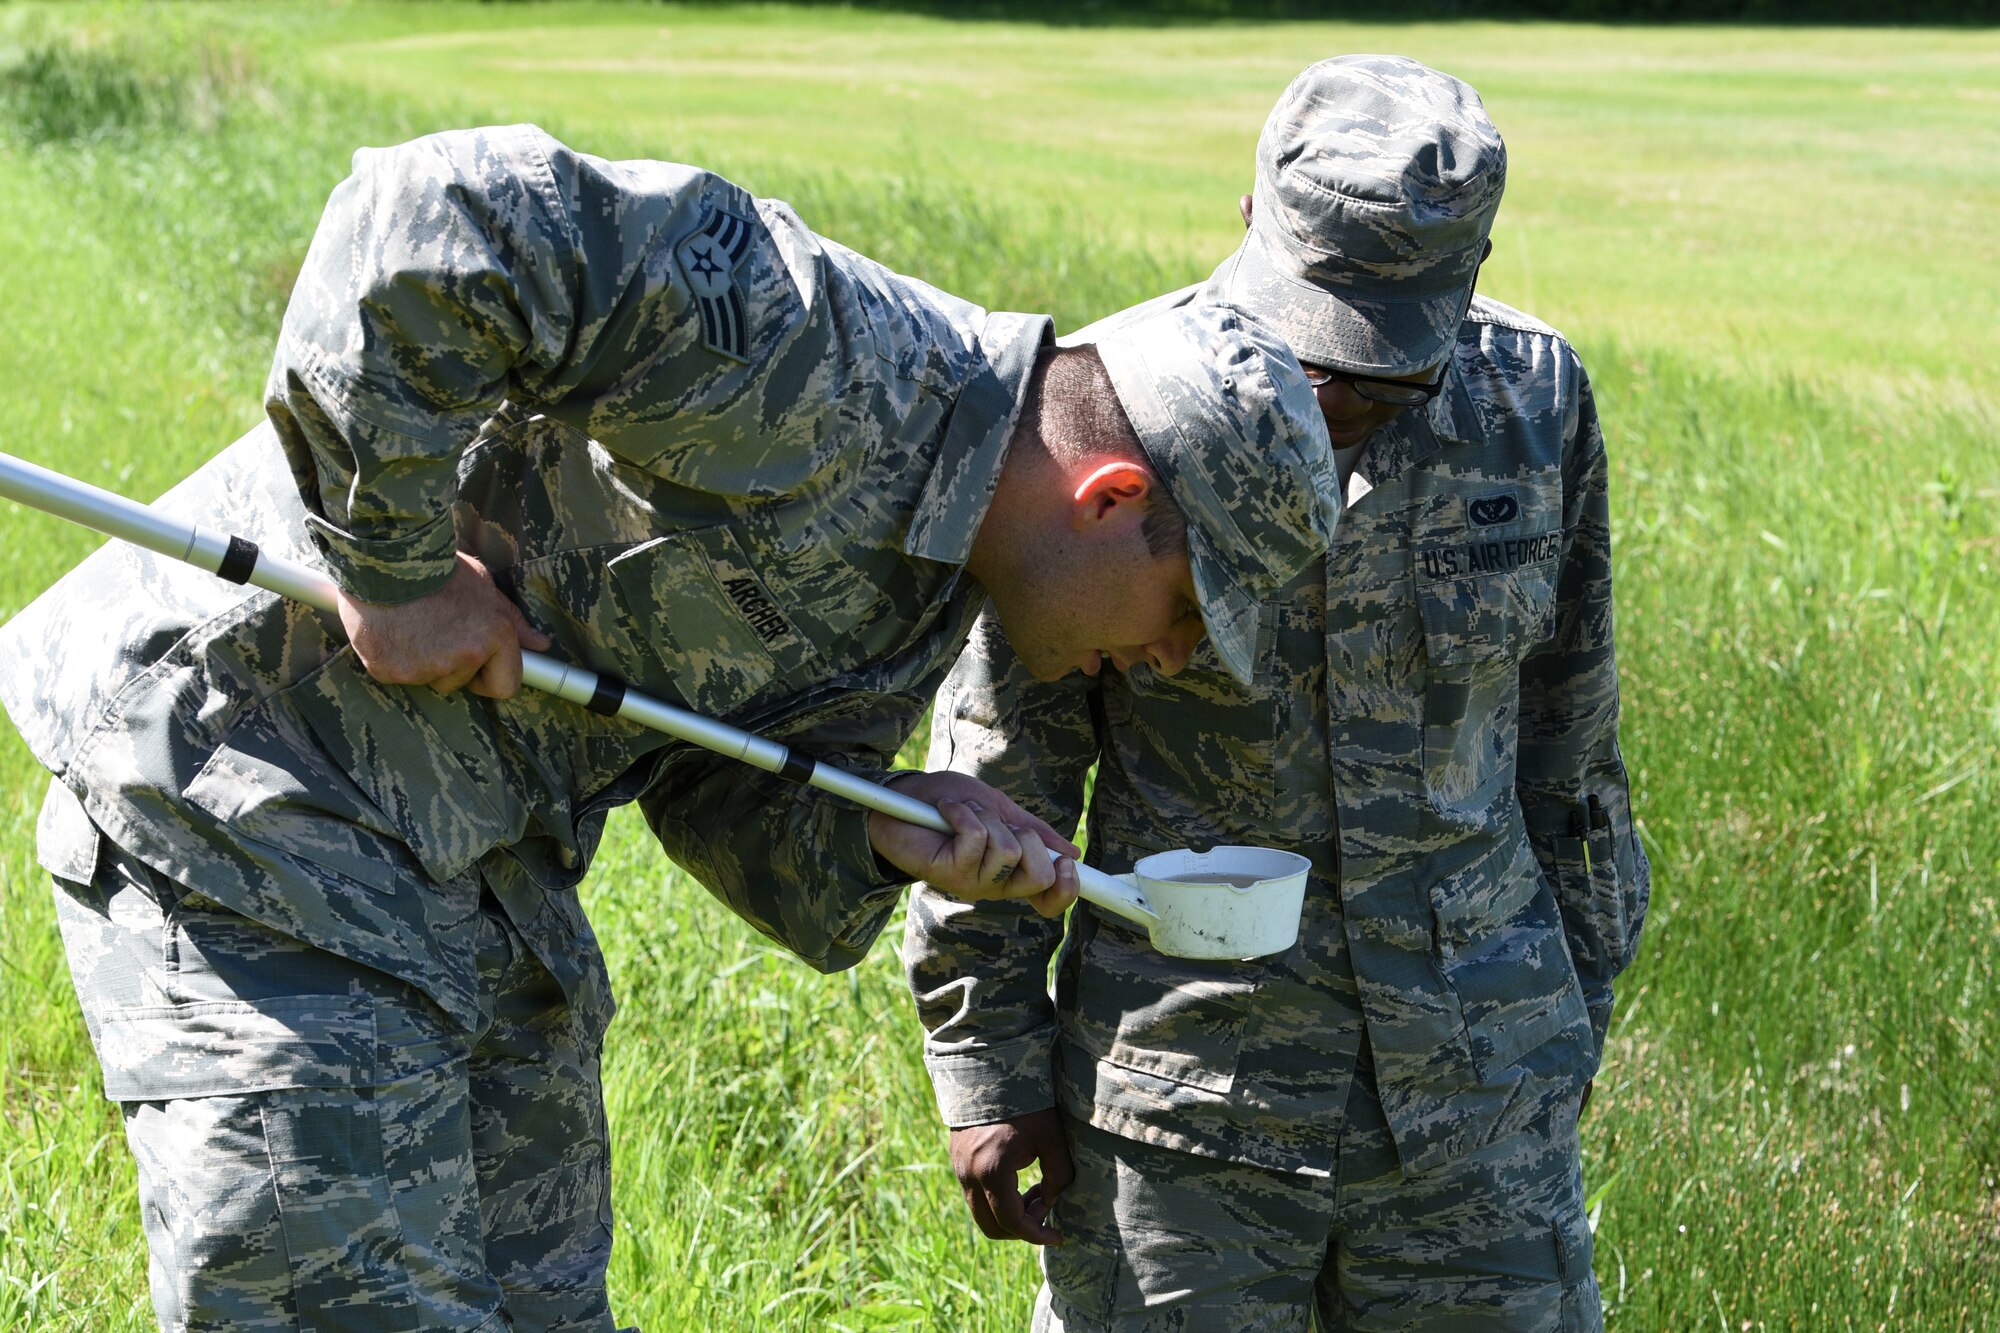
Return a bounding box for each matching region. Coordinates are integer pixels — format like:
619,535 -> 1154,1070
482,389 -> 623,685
1027,346 -> 1189,559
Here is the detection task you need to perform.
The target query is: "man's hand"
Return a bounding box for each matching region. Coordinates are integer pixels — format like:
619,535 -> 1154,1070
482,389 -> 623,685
868,771 -> 1081,918
338,552 -> 552,698
951,1109 -> 1074,1246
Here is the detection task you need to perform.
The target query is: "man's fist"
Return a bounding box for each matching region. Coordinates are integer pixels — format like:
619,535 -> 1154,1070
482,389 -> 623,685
868,771 -> 1081,918
338,552 -> 551,698
950,1109 -> 1074,1246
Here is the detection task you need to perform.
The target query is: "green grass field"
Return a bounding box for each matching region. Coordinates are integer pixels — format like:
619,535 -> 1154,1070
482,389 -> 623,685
1,3 -> 1995,1328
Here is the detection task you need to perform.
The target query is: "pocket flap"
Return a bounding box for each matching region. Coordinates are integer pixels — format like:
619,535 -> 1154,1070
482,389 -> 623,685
1417,560 -> 1557,667
611,528 -> 791,719
1066,922 -> 1257,1094
1429,835 -> 1545,942
35,780 -> 102,884
96,995 -> 376,1102
290,654 -> 521,885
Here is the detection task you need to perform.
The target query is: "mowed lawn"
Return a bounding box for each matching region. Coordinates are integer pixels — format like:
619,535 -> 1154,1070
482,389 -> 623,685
1,4 -> 1995,1329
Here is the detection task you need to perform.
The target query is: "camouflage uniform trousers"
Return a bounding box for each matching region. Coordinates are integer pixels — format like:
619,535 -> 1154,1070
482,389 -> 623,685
1033,1056 -> 1599,1333
54,842 -> 632,1333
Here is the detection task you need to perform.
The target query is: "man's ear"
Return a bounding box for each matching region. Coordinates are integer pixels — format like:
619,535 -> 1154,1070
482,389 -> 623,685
1238,193 -> 1254,229
1070,462 -> 1153,531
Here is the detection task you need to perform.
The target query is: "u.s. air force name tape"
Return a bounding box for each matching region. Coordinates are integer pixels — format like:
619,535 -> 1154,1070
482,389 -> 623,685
1419,529 -> 1561,581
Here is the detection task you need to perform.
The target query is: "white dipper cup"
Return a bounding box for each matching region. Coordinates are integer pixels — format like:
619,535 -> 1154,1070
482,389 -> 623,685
1096,846 -> 1310,960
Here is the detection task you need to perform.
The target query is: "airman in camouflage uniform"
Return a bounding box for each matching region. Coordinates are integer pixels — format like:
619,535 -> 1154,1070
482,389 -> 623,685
0,125 -> 1337,1331
905,57 -> 1649,1330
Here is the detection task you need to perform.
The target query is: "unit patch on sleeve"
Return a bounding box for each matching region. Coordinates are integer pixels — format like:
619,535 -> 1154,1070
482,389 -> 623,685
675,208 -> 756,363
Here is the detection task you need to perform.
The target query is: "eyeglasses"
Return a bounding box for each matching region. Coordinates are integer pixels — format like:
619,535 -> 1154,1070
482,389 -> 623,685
1300,361 -> 1449,408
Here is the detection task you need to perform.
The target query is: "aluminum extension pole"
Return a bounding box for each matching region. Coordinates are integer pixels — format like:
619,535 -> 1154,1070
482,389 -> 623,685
0,449 -> 1159,927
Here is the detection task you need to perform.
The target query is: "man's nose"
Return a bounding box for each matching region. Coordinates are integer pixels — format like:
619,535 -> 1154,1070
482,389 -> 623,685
1146,619 -> 1204,677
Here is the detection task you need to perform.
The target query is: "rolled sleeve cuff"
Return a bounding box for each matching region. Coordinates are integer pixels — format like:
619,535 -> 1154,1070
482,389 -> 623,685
825,787 -> 903,891
305,507 -> 460,606
811,799 -> 908,970
924,1034 -> 1057,1128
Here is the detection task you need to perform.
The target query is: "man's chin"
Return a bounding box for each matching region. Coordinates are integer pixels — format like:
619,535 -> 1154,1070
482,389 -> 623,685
1025,653 -> 1091,683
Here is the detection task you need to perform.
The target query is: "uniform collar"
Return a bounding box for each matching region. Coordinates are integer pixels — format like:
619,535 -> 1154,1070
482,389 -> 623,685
1426,335 -> 1484,448
1351,327 -> 1483,493
904,312 -> 1055,565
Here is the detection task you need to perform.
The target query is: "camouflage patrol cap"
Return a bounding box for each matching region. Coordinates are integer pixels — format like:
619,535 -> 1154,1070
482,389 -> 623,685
1217,54 -> 1506,375
1093,302 -> 1338,686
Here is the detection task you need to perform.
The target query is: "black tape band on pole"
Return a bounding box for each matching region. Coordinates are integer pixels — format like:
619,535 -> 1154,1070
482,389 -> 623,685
776,750 -> 816,785
216,535 -> 260,585
585,675 -> 627,717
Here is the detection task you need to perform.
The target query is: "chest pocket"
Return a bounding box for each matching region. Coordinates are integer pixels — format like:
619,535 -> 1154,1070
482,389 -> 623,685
509,524 -> 826,726
1415,513 -> 1561,812
1418,557 -> 1558,665
607,524 -> 825,721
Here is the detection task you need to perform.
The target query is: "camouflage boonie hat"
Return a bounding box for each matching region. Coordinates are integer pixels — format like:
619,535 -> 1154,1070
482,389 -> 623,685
1093,302 -> 1338,686
1217,54 -> 1506,375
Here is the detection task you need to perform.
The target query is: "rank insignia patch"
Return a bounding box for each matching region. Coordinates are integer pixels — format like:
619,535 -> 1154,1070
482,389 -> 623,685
676,209 -> 756,363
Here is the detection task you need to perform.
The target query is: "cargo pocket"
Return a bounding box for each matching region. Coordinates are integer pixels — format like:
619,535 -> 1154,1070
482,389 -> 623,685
1040,1224 -> 1123,1329
1063,914 -> 1258,1094
97,994 -> 376,1102
1554,1194 -> 1600,1329
100,995 -> 427,1333
1417,560 -> 1556,812
1427,837 -> 1591,1076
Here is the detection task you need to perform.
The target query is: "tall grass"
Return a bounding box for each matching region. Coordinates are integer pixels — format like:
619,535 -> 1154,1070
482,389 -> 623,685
1588,353 -> 1998,1325
1,6 -> 1995,1330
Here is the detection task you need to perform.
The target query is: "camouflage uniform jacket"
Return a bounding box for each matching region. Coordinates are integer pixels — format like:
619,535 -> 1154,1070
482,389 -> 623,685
905,289 -> 1648,1178
0,125 -> 1052,1036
